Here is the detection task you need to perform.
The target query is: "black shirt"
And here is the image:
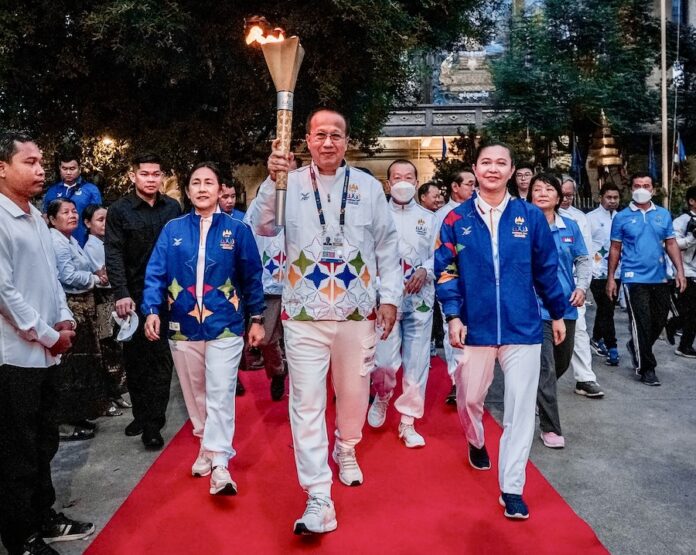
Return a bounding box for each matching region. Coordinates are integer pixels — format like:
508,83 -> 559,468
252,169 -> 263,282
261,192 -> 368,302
105,192 -> 182,303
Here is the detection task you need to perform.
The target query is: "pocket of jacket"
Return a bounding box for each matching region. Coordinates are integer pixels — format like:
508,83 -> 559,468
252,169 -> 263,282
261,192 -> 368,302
359,331 -> 377,376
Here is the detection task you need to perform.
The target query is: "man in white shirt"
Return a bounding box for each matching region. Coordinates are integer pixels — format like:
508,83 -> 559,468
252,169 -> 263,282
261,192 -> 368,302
433,169 -> 476,403
586,183 -> 622,365
368,159 -> 436,447
254,108 -> 400,535
0,131 -> 94,555
559,176 -> 605,398
670,185 -> 696,357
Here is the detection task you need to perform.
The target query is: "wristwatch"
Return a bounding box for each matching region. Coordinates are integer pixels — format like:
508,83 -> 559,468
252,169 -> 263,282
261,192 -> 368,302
445,314 -> 460,323
250,315 -> 265,325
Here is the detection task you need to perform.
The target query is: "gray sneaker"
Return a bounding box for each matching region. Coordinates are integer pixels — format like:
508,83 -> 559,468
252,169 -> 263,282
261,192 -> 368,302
574,381 -> 604,398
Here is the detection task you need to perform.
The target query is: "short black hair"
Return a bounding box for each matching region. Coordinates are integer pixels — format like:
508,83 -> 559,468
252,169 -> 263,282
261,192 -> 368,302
0,130 -> 34,162
305,107 -> 351,137
131,152 -> 162,170
57,144 -> 82,165
386,159 -> 418,181
599,182 -> 620,196
515,162 -> 534,173
475,141 -> 516,166
46,198 -> 76,227
685,185 -> 696,204
629,172 -> 654,188
417,181 -> 439,201
82,203 -> 105,225
187,161 -> 222,188
528,172 -> 563,212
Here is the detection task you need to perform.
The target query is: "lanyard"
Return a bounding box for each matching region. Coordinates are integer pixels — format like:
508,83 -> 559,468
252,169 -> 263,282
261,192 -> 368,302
309,164 -> 350,233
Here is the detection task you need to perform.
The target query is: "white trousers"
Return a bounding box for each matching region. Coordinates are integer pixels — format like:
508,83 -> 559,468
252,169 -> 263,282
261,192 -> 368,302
169,337 -> 243,467
454,344 -> 541,495
440,302 -> 464,380
283,320 -> 376,496
373,308 -> 433,423
570,304 -> 597,382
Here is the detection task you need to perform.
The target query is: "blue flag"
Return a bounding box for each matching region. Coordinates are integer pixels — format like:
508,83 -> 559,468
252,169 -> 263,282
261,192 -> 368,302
648,135 -> 658,181
441,137 -> 447,159
673,133 -> 687,165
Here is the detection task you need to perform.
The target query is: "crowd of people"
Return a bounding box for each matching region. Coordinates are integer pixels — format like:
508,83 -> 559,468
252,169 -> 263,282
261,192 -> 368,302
1,108 -> 694,553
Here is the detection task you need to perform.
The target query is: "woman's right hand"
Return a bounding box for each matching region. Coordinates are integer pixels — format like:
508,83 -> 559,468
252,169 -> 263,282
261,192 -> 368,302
144,314 -> 161,341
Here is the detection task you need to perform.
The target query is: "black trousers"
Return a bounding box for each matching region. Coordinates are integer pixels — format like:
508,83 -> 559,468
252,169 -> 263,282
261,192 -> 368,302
537,319 -> 576,435
123,319 -> 173,432
0,365 -> 59,555
623,283 -> 671,374
676,278 -> 696,350
590,278 -> 620,349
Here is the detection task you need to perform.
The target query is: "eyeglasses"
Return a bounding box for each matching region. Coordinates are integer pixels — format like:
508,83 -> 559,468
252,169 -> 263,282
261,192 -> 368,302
310,132 -> 346,144
562,193 -> 575,198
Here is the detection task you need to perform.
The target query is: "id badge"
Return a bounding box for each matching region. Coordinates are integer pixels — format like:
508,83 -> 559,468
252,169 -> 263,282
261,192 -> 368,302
320,233 -> 345,263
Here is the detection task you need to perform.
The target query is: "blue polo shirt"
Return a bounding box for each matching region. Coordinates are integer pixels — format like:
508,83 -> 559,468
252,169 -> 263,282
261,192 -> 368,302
539,214 -> 587,321
610,202 -> 675,284
42,178 -> 102,246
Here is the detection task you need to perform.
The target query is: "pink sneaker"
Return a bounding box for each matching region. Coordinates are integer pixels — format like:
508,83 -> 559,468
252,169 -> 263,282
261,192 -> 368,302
540,431 -> 565,449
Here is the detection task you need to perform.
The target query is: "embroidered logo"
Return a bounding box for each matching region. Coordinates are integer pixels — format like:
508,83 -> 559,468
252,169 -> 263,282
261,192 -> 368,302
173,237 -> 183,246
347,183 -> 361,205
222,229 -> 232,238
415,218 -> 428,236
561,236 -> 574,243
300,192 -> 311,201
512,225 -> 528,239
220,237 -> 235,251
514,216 -> 525,225
461,226 -> 472,236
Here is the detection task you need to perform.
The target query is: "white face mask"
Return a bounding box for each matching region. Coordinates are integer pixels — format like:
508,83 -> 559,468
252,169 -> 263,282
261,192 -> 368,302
390,181 -> 416,204
632,188 -> 653,204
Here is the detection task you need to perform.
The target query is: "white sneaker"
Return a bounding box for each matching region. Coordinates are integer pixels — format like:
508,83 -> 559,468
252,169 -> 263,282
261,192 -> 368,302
398,422 -> 425,448
367,392 -> 392,428
209,466 -> 237,495
332,444 -> 363,486
293,495 -> 337,535
191,449 -> 212,477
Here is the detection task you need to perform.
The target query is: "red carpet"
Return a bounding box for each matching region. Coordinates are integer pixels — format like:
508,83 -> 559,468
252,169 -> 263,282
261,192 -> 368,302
87,357 -> 607,554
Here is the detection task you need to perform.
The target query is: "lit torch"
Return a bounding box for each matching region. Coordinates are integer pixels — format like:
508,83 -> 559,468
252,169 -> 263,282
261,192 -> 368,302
245,16 -> 304,227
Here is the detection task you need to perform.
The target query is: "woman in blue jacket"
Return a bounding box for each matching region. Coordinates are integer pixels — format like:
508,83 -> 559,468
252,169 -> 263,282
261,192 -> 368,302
142,162 -> 265,496
528,174 -> 591,449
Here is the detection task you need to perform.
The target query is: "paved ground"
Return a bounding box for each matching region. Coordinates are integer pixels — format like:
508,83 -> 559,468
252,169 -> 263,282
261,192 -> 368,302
5,304 -> 695,555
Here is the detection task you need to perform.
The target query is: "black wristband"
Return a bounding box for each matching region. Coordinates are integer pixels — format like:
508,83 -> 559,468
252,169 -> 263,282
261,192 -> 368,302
445,314 -> 460,323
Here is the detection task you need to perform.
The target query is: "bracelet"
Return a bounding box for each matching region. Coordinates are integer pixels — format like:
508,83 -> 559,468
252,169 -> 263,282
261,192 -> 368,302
250,315 -> 265,325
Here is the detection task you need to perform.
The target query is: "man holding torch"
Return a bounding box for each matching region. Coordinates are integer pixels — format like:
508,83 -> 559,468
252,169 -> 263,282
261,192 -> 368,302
250,108 -> 401,535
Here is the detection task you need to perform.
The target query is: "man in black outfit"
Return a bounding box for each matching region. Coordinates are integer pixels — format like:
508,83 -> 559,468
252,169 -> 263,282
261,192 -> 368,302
105,153 -> 181,449
0,131 -> 94,555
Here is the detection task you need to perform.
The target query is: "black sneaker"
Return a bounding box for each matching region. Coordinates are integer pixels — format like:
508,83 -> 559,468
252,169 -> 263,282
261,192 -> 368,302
675,346 -> 696,358
445,384 -> 457,405
41,510 -> 95,543
21,532 -> 59,555
574,381 -> 605,398
640,369 -> 661,386
124,419 -> 143,437
468,443 -> 491,470
270,374 -> 286,401
141,427 -> 164,449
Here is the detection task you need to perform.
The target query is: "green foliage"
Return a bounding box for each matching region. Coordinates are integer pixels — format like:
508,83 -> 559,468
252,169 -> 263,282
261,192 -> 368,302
0,0 -> 491,177
487,0 -> 659,156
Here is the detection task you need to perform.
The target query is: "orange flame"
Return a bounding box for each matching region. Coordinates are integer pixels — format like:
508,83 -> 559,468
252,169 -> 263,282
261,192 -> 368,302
246,17 -> 285,44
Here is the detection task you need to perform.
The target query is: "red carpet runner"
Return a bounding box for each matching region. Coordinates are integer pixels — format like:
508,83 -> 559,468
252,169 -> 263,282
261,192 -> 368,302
87,357 -> 607,554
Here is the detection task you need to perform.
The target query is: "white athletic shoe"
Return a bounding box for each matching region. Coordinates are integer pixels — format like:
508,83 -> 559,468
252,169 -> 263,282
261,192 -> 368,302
191,449 -> 212,477
367,392 -> 392,428
209,466 -> 237,495
293,495 -> 338,535
398,422 -> 425,448
332,444 -> 363,486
